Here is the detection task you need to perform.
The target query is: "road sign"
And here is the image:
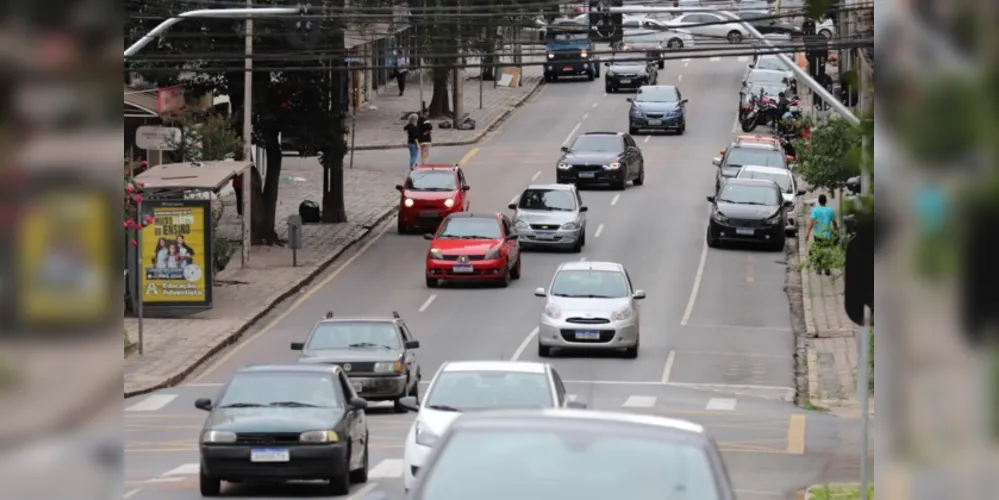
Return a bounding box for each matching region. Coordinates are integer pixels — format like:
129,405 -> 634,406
135,126 -> 181,151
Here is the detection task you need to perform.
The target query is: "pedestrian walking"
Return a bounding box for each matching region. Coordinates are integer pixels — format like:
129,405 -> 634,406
404,113 -> 421,169
417,109 -> 433,164
393,50 -> 409,96
807,193 -> 839,275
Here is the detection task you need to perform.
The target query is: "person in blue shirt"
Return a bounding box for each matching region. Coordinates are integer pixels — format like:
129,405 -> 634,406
807,194 -> 838,275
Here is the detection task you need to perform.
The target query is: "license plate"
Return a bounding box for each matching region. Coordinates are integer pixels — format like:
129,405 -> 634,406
575,330 -> 601,340
563,66 -> 573,71
619,79 -> 631,84
534,231 -> 555,239
251,449 -> 290,463
351,381 -> 363,392
736,228 -> 754,236
419,210 -> 437,218
578,172 -> 596,178
647,119 -> 661,125
452,264 -> 473,273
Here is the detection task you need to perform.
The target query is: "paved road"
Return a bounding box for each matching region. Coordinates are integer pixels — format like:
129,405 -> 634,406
124,55 -> 858,500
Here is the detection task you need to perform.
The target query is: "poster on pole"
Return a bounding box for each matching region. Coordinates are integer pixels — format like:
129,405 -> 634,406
140,200 -> 213,309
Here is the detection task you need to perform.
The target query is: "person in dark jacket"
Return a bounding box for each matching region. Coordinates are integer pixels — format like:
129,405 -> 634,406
404,113 -> 421,169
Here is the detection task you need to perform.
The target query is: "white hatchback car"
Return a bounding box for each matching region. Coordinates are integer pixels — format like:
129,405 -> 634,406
535,261 -> 645,358
399,360 -> 583,491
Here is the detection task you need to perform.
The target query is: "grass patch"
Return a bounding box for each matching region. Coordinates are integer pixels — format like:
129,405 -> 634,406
801,397 -> 829,412
810,483 -> 874,500
124,328 -> 137,357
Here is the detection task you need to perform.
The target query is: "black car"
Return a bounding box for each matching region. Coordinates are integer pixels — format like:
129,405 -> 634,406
195,364 -> 370,496
621,30 -> 665,69
737,10 -> 803,37
604,51 -> 658,93
712,141 -> 789,192
705,178 -> 792,251
556,131 -> 645,190
627,85 -> 687,135
292,311 -> 421,413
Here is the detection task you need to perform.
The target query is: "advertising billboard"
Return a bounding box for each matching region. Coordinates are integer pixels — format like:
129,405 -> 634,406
140,200 -> 213,308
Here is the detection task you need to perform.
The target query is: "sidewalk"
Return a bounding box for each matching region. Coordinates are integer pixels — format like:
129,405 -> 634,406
124,158 -> 400,397
349,62 -> 543,150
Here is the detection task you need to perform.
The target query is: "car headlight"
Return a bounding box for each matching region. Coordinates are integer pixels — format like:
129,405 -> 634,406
613,306 -> 634,321
201,430 -> 237,443
604,162 -> 621,170
483,245 -> 502,260
428,248 -> 443,259
764,213 -> 782,225
543,302 -> 561,319
443,198 -> 454,208
515,219 -> 530,229
547,53 -> 554,59
415,422 -> 439,447
375,361 -> 404,373
711,212 -> 729,224
580,50 -> 589,58
300,430 -> 340,443
560,221 -> 579,230
557,162 -> 572,170
404,198 -> 414,207
630,108 -> 644,117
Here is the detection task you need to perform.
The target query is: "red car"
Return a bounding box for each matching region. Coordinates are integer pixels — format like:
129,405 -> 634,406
424,212 -> 522,288
396,164 -> 470,233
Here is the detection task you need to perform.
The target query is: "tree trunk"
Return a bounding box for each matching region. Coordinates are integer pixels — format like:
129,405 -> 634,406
321,149 -> 347,223
427,67 -> 451,118
322,25 -> 348,224
251,129 -> 282,245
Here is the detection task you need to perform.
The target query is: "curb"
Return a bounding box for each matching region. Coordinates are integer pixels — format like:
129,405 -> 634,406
348,77 -> 546,151
124,206 -> 399,399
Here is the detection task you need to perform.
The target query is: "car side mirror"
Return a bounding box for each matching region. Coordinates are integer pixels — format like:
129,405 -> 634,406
632,290 -> 647,300
711,157 -> 721,166
395,184 -> 404,192
397,396 -> 420,412
579,206 -> 588,212
194,398 -> 213,411
534,287 -> 546,297
560,145 -> 568,152
567,401 -> 587,409
706,195 -> 715,202
348,397 -> 369,410
680,98 -> 688,104
797,189 -> 806,196
748,63 -> 755,68
783,200 -> 793,208
462,185 -> 470,191
626,97 -> 633,102
405,340 -> 420,349
423,233 -> 434,240
508,203 -> 517,210
290,342 -> 304,351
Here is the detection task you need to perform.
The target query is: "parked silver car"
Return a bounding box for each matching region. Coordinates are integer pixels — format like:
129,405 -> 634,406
509,183 -> 588,252
535,261 -> 645,358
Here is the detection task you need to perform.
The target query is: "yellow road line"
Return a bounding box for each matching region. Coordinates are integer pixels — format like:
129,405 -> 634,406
459,147 -> 480,165
786,414 -> 807,455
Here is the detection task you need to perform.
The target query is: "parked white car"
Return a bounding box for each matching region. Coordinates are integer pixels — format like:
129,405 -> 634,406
664,11 -> 748,43
622,16 -> 696,49
816,17 -> 835,38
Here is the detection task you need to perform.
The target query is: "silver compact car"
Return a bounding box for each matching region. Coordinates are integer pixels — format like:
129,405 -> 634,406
535,261 -> 645,358
509,184 -> 588,252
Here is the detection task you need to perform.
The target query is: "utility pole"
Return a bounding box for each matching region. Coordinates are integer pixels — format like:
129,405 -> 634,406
452,0 -> 464,129
241,0 -> 253,268
323,0 -> 348,223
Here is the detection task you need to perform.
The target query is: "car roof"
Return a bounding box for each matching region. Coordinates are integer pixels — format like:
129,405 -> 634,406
735,135 -> 781,147
725,178 -> 777,187
314,316 -> 399,325
579,131 -> 623,136
748,68 -> 788,77
445,212 -> 501,220
452,408 -> 706,435
739,165 -> 790,176
411,164 -> 457,172
638,84 -> 678,92
557,260 -> 625,272
237,364 -> 339,375
442,361 -> 548,374
525,183 -> 574,191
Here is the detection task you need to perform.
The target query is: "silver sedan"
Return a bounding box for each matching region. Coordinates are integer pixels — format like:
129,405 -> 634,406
510,184 -> 588,252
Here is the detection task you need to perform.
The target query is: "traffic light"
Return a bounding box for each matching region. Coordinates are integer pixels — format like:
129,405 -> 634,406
804,34 -> 828,80
961,204 -> 999,346
843,213 -> 874,325
589,0 -> 622,43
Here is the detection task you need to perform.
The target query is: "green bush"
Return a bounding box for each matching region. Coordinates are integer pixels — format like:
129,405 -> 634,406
810,483 -> 874,500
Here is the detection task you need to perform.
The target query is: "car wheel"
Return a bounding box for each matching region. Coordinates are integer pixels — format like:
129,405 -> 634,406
706,227 -> 720,248
667,39 -> 683,50
727,30 -> 743,44
425,276 -> 439,288
605,85 -> 613,93
498,260 -> 511,288
349,438 -> 370,483
328,455 -> 351,495
396,218 -> 407,234
614,172 -> 628,190
769,235 -> 786,252
629,126 -> 638,135
634,166 -> 645,186
199,470 -> 221,496
677,120 -> 685,135
510,255 -> 522,280
571,236 -> 583,253
538,343 -> 552,357
623,336 -> 639,359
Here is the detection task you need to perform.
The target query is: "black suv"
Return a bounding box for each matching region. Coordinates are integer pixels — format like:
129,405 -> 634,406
604,51 -> 659,93
556,132 -> 645,190
706,178 -> 792,251
292,311 -> 422,413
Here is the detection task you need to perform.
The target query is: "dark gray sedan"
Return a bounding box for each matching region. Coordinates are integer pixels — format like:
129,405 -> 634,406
403,409 -> 737,500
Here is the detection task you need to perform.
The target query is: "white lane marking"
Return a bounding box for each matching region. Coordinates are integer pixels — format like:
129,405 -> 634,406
622,395 -> 657,408
610,194 -> 620,206
563,122 -> 581,145
594,223 -> 604,238
643,135 -> 651,143
163,463 -> 199,476
579,256 -> 587,262
706,398 -> 738,411
592,102 -> 599,108
530,170 -> 541,181
347,483 -> 379,500
509,195 -> 519,205
677,74 -> 683,81
418,295 -> 436,312
709,56 -> 720,62
147,477 -> 185,483
125,394 -> 178,412
684,61 -> 689,67
661,350 -> 676,384
567,394 -> 579,402
737,56 -> 749,62
510,327 -> 539,361
124,489 -> 143,499
369,458 -> 405,478
583,112 -> 589,120
680,235 -> 709,326
682,58 -> 691,63
564,380 -> 670,385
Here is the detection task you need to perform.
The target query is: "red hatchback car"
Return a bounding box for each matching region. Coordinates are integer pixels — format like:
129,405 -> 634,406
424,212 -> 522,288
396,164 -> 470,233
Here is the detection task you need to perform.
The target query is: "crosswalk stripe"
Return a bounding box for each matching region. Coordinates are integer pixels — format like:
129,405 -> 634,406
368,458 -> 405,478
162,463 -> 199,476
126,394 -> 178,412
706,398 -> 738,411
621,395 -> 656,408
709,56 -> 721,62
737,56 -> 749,62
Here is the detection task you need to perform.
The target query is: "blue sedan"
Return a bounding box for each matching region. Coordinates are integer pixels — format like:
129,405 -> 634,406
627,85 -> 687,135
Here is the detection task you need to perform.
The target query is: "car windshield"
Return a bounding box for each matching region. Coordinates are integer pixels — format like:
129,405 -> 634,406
611,52 -> 646,64
755,57 -> 786,72
625,32 -> 658,44
306,321 -> 400,350
725,147 -> 784,169
551,31 -> 588,42
424,371 -> 554,410
635,87 -> 679,103
570,135 -> 623,153
747,71 -> 787,85
437,217 -> 502,239
551,270 -> 630,298
218,372 -> 343,408
518,189 -> 576,212
415,429 -> 721,500
406,170 -> 457,191
717,183 -> 779,206
739,170 -> 792,193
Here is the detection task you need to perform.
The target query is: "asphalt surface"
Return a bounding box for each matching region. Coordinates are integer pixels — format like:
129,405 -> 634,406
124,54 -> 861,500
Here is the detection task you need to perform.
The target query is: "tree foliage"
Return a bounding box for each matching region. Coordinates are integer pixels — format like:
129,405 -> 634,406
793,117 -> 862,192
162,110 -> 243,163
